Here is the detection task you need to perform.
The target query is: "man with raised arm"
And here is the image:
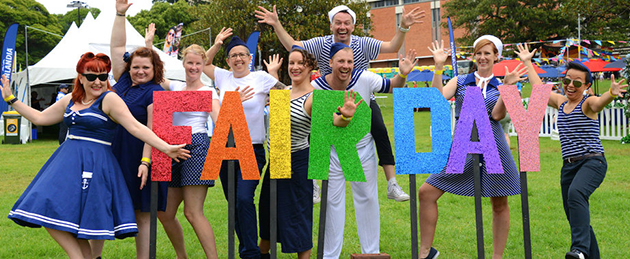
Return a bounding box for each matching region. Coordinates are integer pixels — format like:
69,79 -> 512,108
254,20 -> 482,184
268,43 -> 416,258
257,4 -> 425,203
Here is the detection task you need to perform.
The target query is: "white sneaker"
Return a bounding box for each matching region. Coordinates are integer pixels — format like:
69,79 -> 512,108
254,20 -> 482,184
565,250 -> 586,259
313,180 -> 321,204
387,182 -> 410,202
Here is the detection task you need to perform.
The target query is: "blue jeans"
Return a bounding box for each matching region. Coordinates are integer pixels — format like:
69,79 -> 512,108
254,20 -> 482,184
219,144 -> 266,259
561,155 -> 606,259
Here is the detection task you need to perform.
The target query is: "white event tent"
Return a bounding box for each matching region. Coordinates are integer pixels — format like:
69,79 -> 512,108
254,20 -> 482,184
6,7 -> 204,143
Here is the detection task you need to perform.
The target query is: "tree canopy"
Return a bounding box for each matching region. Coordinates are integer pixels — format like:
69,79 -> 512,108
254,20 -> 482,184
55,7 -> 101,35
128,0 -> 196,49
0,0 -> 63,67
443,0 -> 630,46
186,0 -> 371,83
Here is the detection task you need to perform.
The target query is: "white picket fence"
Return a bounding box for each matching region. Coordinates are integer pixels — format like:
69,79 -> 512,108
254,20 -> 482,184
450,99 -> 629,141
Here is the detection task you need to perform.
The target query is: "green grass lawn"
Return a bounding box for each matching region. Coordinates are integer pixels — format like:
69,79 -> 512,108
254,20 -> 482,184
1,93 -> 629,258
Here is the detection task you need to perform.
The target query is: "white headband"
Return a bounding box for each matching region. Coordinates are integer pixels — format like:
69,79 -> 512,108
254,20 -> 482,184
473,35 -> 503,58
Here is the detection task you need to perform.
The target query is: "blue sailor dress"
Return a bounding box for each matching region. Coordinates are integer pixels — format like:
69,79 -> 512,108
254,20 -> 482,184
8,91 -> 138,239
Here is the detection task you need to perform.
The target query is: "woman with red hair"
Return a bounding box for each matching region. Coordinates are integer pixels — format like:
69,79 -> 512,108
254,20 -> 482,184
2,52 -> 190,259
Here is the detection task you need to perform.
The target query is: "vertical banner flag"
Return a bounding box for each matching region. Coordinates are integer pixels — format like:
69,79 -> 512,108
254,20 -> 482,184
447,17 -> 458,77
1,23 -> 19,113
163,23 -> 183,58
246,31 -> 260,71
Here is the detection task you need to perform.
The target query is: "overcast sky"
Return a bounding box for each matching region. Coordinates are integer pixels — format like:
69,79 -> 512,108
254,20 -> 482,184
37,0 -> 153,16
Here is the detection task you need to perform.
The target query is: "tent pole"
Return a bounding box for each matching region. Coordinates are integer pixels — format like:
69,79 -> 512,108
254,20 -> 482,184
25,25 -> 32,143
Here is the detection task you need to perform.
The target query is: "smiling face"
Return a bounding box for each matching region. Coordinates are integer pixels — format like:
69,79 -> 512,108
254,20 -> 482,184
329,48 -> 354,82
563,69 -> 591,101
226,45 -> 251,76
288,51 -> 312,83
330,12 -> 354,44
166,28 -> 175,43
183,52 -> 204,81
473,43 -> 498,72
79,70 -> 109,99
129,57 -> 155,85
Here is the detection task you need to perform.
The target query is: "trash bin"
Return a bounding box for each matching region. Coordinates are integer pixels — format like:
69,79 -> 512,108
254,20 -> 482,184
3,111 -> 22,144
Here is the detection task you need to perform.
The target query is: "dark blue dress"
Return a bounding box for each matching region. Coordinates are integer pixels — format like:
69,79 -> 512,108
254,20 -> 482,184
111,72 -> 168,212
8,92 -> 138,239
426,74 -> 520,197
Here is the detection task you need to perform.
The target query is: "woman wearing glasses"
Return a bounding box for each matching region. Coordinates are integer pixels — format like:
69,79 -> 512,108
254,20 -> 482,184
515,44 -> 627,259
418,35 -> 526,259
203,30 -> 286,258
3,53 -> 190,259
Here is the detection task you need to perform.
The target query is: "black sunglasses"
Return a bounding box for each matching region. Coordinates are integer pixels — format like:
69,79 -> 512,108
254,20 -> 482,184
562,78 -> 584,88
82,73 -> 108,82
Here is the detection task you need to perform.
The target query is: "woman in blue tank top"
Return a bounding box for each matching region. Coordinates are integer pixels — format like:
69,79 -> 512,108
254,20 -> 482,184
516,43 -> 627,259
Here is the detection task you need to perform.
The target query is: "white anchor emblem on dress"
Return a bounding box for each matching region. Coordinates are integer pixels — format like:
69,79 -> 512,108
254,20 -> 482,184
82,171 -> 93,190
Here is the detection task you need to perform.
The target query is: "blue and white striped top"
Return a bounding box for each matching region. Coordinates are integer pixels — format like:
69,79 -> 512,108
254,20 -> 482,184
302,35 -> 381,75
290,92 -> 312,152
557,96 -> 604,159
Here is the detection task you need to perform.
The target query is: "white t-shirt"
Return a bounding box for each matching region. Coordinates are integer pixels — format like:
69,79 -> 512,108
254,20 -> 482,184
311,69 -> 390,147
170,81 -> 218,134
213,68 -> 279,144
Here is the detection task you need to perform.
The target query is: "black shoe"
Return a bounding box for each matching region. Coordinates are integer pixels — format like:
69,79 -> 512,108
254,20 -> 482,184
566,249 -> 586,259
421,247 -> 439,259
260,253 -> 270,259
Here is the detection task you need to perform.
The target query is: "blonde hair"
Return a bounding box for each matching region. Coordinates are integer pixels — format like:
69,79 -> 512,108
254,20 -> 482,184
182,44 -> 207,62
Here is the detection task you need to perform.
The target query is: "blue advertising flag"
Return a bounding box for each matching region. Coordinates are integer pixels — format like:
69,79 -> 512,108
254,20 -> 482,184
1,23 -> 19,112
246,31 -> 260,71
447,17 -> 458,77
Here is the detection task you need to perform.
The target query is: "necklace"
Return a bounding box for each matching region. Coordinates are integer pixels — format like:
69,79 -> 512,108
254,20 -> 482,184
81,98 -> 95,105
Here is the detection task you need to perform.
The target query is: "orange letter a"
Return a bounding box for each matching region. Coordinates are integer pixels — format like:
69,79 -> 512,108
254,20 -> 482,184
201,91 -> 259,180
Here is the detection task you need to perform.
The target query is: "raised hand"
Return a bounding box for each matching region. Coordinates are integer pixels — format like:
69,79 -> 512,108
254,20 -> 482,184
400,6 -> 425,29
514,43 -> 537,63
164,144 -> 191,163
399,49 -> 419,77
503,63 -> 528,85
255,5 -> 279,27
235,86 -> 255,102
428,40 -> 449,65
116,0 -> 132,15
609,74 -> 628,97
263,54 -> 283,75
214,27 -> 233,46
144,23 -> 156,47
337,90 -> 364,118
1,75 -> 12,100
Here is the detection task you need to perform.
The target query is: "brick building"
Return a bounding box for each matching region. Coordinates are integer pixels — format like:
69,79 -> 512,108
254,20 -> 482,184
366,0 -> 466,67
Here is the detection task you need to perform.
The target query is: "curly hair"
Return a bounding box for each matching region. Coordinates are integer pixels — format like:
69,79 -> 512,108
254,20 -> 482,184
124,47 -> 165,84
72,52 -> 112,104
290,48 -> 318,71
